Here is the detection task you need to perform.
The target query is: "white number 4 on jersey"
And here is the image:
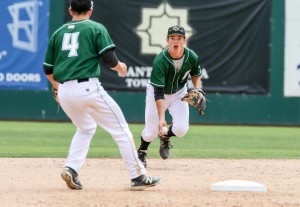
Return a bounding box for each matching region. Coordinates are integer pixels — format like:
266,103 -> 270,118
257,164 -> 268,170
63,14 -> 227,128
62,32 -> 80,57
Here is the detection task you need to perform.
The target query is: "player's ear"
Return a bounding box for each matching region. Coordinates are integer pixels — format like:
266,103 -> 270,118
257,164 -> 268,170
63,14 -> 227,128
87,9 -> 93,17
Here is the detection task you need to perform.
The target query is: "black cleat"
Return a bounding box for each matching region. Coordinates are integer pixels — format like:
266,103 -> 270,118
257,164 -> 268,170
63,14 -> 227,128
131,175 -> 161,190
61,167 -> 83,190
137,150 -> 148,168
159,135 -> 173,159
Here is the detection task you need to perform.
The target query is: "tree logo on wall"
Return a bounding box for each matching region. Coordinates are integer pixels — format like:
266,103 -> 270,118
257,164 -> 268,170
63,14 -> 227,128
136,1 -> 194,55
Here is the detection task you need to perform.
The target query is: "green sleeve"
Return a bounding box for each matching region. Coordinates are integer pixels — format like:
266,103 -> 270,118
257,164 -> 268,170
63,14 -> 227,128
190,56 -> 202,77
97,25 -> 116,55
43,38 -> 54,68
150,60 -> 165,88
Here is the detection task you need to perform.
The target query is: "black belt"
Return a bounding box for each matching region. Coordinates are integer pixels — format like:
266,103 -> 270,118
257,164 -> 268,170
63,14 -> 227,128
60,78 -> 89,84
77,78 -> 89,83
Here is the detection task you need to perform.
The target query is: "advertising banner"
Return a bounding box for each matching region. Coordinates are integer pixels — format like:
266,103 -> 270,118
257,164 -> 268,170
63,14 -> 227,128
284,0 -> 300,97
64,0 -> 271,94
0,0 -> 49,90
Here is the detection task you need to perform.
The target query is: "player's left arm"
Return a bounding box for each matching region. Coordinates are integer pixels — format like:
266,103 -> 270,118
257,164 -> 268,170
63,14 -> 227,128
191,75 -> 202,89
190,55 -> 202,89
101,49 -> 127,77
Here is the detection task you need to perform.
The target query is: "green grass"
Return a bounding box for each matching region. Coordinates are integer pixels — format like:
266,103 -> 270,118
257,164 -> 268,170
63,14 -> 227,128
0,121 -> 300,158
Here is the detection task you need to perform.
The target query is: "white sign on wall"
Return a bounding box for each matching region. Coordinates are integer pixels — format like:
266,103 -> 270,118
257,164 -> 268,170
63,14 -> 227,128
136,2 -> 194,55
0,0 -> 48,90
284,0 -> 300,97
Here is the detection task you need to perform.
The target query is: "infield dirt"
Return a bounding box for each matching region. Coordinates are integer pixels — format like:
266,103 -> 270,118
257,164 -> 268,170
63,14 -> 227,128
1,158 -> 300,207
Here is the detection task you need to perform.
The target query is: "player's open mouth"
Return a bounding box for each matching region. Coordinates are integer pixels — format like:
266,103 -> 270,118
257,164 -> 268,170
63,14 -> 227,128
174,45 -> 178,50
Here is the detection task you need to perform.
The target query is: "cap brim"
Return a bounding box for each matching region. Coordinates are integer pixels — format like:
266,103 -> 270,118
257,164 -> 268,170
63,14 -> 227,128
168,33 -> 185,37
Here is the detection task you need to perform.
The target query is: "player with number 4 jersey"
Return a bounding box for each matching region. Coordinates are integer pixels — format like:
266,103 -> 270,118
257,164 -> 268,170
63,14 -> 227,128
44,18 -> 114,83
43,0 -> 161,191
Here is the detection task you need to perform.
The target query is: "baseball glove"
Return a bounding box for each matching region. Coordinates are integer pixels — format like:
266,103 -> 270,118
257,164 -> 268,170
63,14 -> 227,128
52,87 -> 59,104
181,88 -> 206,115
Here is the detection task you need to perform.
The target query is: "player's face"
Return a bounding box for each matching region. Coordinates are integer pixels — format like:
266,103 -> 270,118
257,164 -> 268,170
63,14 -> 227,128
167,35 -> 186,54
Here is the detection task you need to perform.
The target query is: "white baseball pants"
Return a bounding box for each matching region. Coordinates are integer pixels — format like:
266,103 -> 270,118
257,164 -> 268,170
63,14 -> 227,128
58,77 -> 145,179
141,83 -> 189,142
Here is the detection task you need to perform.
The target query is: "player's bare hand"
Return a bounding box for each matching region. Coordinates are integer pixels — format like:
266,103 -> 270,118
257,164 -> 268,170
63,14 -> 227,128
158,120 -> 168,136
111,61 -> 127,77
117,61 -> 127,77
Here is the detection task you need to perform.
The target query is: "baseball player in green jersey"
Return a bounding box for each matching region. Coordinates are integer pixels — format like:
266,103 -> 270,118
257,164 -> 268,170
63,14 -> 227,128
43,0 -> 161,190
137,26 -> 202,167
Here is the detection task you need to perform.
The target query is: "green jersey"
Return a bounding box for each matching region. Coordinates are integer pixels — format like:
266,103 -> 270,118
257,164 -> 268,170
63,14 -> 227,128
43,19 -> 115,83
150,47 -> 201,94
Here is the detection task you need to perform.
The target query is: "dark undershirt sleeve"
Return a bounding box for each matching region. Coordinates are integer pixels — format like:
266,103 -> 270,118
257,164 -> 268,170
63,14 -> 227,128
100,48 -> 119,68
154,86 -> 164,101
43,66 -> 53,75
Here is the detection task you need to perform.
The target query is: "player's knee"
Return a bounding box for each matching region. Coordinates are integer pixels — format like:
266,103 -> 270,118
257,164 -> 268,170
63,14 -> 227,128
141,131 -> 158,142
77,127 -> 96,135
173,126 -> 189,137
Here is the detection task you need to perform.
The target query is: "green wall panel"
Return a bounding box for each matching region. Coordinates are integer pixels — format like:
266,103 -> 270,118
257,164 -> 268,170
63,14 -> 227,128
0,0 -> 299,126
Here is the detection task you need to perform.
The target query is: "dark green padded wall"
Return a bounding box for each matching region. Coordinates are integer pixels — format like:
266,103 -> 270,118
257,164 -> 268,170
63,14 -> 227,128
0,0 -> 299,125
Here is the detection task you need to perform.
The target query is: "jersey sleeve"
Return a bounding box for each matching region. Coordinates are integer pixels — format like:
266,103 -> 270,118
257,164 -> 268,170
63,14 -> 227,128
190,55 -> 202,77
149,59 -> 165,88
96,25 -> 116,55
43,38 -> 54,69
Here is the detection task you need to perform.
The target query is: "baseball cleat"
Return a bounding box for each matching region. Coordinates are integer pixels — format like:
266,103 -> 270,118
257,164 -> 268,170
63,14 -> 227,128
131,175 -> 161,190
137,150 -> 148,168
159,135 -> 173,159
61,167 -> 83,190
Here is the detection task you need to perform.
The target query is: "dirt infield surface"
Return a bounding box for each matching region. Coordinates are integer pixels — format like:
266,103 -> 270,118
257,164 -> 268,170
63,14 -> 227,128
1,158 -> 300,207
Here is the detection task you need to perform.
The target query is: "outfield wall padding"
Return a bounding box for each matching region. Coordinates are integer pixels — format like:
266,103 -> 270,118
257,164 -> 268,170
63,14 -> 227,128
0,0 -> 299,125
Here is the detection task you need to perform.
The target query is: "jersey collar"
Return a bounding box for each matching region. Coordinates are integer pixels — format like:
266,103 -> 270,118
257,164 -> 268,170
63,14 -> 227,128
163,47 -> 189,66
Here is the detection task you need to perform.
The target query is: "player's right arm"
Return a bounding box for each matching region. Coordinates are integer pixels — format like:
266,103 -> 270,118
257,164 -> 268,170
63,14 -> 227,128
43,37 -> 59,90
154,87 -> 167,134
45,74 -> 59,90
150,58 -> 167,132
